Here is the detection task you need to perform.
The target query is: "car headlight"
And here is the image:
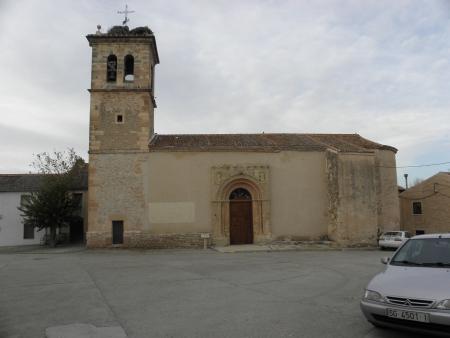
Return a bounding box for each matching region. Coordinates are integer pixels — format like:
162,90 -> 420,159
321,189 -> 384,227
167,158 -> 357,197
363,290 -> 385,302
435,299 -> 450,310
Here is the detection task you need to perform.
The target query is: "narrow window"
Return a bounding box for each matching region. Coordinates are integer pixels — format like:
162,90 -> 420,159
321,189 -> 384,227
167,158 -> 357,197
112,220 -> 124,244
21,195 -> 34,239
107,55 -> 117,82
412,201 -> 422,215
124,54 -> 134,82
116,114 -> 124,123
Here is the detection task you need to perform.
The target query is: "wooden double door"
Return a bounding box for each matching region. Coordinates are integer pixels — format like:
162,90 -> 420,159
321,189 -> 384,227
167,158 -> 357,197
229,188 -> 253,245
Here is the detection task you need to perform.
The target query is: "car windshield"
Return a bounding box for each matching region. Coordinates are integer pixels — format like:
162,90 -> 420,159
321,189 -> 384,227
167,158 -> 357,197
382,232 -> 401,237
391,238 -> 450,267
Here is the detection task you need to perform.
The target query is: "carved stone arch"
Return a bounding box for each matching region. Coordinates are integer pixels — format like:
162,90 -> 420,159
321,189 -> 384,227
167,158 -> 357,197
217,175 -> 262,201
211,165 -> 271,246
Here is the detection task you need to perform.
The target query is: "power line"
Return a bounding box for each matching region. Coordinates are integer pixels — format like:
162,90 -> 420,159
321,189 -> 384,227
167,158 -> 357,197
379,160 -> 450,169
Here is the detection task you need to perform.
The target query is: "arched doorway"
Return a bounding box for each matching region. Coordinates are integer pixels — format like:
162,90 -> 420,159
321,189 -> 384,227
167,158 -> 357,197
229,188 -> 253,244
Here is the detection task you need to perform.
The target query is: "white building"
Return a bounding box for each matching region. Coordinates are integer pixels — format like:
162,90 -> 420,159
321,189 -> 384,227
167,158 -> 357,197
0,173 -> 88,247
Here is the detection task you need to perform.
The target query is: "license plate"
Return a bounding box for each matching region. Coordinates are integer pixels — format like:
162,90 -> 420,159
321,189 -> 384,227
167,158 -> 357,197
386,308 -> 430,323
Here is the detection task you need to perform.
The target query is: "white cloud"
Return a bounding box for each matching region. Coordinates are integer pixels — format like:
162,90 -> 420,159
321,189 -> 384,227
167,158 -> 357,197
0,0 -> 449,183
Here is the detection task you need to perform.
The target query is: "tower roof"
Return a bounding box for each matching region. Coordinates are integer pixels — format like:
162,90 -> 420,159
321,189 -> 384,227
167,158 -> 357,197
86,25 -> 159,64
107,26 -> 153,36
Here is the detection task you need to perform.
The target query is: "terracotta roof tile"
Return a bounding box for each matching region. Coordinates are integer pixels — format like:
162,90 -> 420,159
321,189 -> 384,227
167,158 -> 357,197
0,167 -> 88,193
148,133 -> 396,153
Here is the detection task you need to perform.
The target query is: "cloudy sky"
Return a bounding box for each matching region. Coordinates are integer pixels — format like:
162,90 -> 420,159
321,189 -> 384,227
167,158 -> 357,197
0,0 -> 449,185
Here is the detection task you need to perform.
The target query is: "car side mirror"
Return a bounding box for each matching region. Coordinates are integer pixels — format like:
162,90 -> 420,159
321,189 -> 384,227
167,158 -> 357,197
381,257 -> 390,265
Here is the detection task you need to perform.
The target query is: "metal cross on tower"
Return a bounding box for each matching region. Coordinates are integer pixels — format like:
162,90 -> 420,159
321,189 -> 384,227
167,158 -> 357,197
118,4 -> 135,26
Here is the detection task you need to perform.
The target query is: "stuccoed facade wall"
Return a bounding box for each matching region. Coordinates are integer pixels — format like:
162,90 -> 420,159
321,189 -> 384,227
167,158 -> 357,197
146,151 -> 329,246
0,192 -> 45,247
87,151 -> 330,247
86,148 -> 399,248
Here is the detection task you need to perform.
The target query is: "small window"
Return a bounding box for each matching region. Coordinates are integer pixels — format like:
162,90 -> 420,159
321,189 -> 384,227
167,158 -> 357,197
124,54 -> 134,82
107,54 -> 117,82
412,201 -> 422,215
23,223 -> 34,239
116,114 -> 124,123
416,230 -> 425,235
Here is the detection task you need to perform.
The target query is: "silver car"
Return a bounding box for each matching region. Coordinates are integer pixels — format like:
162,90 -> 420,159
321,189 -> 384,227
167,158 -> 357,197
378,231 -> 412,250
361,234 -> 450,336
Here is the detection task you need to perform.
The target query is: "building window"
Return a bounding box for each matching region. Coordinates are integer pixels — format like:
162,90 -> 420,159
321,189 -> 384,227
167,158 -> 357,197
107,54 -> 117,82
23,223 -> 34,239
116,114 -> 124,123
124,54 -> 134,82
20,195 -> 34,239
412,201 -> 422,215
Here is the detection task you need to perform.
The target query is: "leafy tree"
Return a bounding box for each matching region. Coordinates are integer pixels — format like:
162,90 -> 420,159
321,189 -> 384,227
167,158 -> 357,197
18,149 -> 85,247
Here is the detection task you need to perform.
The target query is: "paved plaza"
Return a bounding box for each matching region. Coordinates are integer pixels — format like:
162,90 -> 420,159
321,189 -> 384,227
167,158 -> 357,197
0,247 -> 423,338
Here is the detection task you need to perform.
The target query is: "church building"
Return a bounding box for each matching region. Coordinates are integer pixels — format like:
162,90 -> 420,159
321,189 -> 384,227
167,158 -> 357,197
86,25 -> 400,248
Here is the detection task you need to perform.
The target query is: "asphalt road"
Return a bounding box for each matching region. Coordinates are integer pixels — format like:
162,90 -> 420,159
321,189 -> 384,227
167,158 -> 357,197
0,247 -> 425,338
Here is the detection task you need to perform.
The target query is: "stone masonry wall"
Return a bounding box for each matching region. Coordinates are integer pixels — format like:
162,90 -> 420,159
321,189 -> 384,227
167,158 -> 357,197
89,91 -> 153,152
89,37 -> 156,153
124,232 -> 204,249
90,41 -> 155,90
87,153 -> 148,248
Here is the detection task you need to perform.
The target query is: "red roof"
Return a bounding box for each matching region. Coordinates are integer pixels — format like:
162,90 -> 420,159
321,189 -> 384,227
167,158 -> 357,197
148,133 -> 397,153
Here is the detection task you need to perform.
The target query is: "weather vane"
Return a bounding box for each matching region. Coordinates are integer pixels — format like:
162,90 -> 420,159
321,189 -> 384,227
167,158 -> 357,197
118,4 -> 135,26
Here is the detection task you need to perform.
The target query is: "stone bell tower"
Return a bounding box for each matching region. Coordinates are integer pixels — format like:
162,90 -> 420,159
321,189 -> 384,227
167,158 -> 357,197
86,25 -> 159,152
85,25 -> 159,248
